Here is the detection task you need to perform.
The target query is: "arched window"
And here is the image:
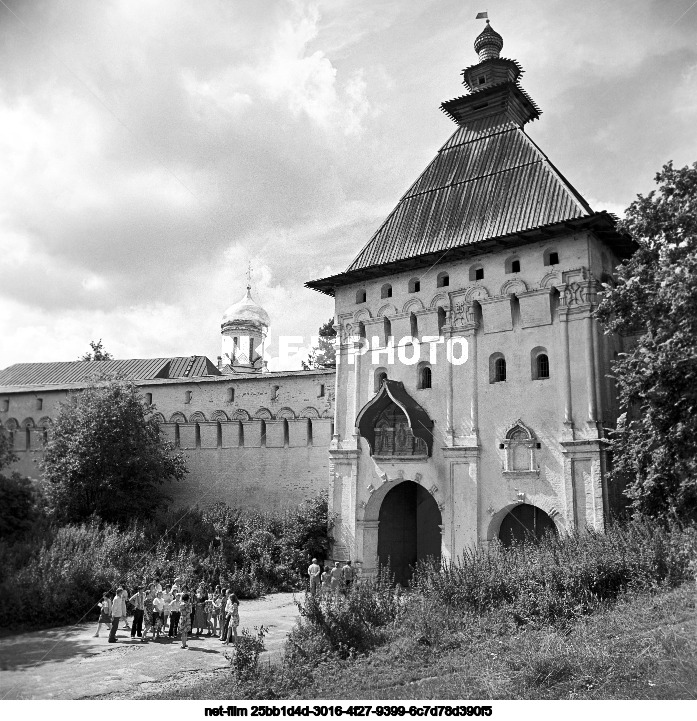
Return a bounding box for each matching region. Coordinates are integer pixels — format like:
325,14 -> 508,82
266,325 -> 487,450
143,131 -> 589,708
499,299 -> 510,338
260,419 -> 266,448
35,398 -> 43,411
531,346 -> 550,380
410,312 -> 418,341
437,307 -> 447,334
357,321 -> 366,339
307,418 -> 314,447
374,368 -> 388,392
418,363 -> 432,390
408,278 -> 421,293
505,256 -> 521,274
490,353 -> 506,383
543,248 -> 559,266
502,422 -> 536,473
511,294 -> 521,328
356,289 -> 367,304
216,421 -> 223,448
195,423 -> 201,448
185,390 -> 193,403
437,272 -> 449,288
228,387 -> 235,402
469,264 -> 484,281
283,419 -> 289,448
381,283 -> 393,299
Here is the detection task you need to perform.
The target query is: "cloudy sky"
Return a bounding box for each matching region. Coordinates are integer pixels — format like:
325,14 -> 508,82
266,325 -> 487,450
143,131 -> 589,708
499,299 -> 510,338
1,0 -> 696,371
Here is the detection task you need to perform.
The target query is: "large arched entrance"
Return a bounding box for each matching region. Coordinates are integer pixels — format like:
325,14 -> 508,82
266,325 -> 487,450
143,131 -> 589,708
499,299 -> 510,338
377,481 -> 442,586
498,503 -> 557,546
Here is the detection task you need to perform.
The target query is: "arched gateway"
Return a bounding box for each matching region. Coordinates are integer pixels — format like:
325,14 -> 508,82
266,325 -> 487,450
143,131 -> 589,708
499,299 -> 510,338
377,481 -> 442,586
498,503 -> 556,546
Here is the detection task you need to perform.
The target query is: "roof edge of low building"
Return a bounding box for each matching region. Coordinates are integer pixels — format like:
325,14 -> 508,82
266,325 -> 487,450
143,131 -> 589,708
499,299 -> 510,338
0,366 -> 336,394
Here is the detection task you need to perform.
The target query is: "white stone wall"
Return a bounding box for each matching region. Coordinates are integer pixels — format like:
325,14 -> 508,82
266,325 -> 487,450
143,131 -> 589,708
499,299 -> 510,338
330,231 -> 619,567
0,370 -> 335,510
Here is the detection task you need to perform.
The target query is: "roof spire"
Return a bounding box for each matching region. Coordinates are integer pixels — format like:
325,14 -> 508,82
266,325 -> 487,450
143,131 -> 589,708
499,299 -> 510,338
246,261 -> 253,292
474,16 -> 503,61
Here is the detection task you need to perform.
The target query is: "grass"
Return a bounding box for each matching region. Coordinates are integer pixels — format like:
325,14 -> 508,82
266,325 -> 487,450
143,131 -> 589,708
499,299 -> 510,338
113,581 -> 697,700
124,517 -> 697,701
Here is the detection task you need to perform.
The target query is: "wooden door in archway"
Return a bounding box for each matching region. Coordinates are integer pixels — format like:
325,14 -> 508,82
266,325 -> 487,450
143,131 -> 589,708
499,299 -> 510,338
377,481 -> 441,586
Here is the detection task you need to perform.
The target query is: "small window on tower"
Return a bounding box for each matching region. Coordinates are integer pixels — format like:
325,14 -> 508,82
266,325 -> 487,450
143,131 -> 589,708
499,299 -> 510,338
511,260 -> 521,273
549,252 -> 559,266
478,75 -> 486,85
475,268 -> 484,281
318,384 -> 325,398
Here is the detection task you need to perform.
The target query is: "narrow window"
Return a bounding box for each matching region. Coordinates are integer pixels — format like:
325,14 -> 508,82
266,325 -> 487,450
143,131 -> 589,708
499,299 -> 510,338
36,398 -> 43,411
228,388 -> 235,402
238,421 -> 244,447
42,428 -> 49,444
381,283 -> 392,299
511,259 -> 521,273
421,366 -> 432,389
437,307 -> 447,334
185,390 -> 192,404
145,393 -> 153,405
356,289 -> 366,304
537,354 -> 550,379
318,384 -> 325,398
437,272 -> 449,288
271,385 -> 280,401
307,418 -> 313,447
495,357 -> 507,382
358,321 -> 366,339
543,249 -> 559,267
26,427 -> 31,449
384,316 -> 392,342
260,419 -> 266,448
2,399 -> 9,412
195,423 -> 201,448
283,419 -> 289,448
174,424 -> 181,447
410,313 -> 418,340
233,336 -> 238,348
217,421 -> 223,448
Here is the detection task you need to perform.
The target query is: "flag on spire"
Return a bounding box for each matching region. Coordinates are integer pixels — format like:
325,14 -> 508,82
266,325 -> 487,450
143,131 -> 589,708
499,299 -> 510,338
476,11 -> 488,19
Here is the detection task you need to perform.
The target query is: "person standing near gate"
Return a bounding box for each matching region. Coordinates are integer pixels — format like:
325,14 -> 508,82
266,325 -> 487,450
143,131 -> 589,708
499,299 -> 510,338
330,562 -> 343,596
342,560 -> 356,593
108,587 -> 126,643
308,558 -> 321,594
129,586 -> 145,639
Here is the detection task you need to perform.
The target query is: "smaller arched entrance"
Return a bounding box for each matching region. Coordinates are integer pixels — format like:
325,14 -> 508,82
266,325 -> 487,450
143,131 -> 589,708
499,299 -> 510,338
377,481 -> 442,586
498,503 -> 557,546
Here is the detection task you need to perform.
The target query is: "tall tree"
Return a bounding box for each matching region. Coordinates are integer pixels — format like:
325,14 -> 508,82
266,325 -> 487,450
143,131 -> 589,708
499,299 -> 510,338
596,161 -> 697,521
80,339 -> 113,361
42,381 -> 187,524
302,318 -> 337,369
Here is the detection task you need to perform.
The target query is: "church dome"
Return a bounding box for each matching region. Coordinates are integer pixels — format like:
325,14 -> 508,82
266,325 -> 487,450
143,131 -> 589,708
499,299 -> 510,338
474,20 -> 503,61
221,287 -> 270,329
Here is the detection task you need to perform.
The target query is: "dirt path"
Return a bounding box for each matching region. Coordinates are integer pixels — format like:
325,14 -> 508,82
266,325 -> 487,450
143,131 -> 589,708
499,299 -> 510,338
0,592 -> 300,700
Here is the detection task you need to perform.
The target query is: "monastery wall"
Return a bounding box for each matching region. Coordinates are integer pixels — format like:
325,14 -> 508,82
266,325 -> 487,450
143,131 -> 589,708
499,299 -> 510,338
1,369 -> 336,510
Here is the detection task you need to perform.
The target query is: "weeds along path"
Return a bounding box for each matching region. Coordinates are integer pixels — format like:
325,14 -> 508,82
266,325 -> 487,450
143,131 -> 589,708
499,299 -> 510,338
0,592 -> 299,700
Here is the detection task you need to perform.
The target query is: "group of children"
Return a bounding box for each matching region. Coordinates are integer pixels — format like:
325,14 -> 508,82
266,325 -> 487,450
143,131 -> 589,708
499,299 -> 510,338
94,579 -> 240,650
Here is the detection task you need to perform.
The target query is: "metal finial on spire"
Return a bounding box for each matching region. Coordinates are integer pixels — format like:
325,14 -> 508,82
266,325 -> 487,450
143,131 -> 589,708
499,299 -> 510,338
246,261 -> 252,291
474,13 -> 503,61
